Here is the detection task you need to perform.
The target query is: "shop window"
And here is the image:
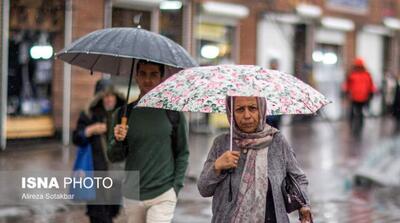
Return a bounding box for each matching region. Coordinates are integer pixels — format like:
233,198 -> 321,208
160,9 -> 183,45
195,23 -> 235,65
112,7 -> 151,30
7,0 -> 64,117
8,30 -> 54,116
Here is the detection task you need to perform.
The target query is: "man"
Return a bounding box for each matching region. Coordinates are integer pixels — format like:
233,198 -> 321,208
342,58 -> 376,137
107,60 -> 189,223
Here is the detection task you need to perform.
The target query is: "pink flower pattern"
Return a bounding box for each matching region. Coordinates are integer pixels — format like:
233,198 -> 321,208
137,65 -> 330,115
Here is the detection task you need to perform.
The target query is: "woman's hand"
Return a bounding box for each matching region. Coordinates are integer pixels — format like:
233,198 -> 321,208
85,123 -> 107,137
299,206 -> 312,223
214,151 -> 240,175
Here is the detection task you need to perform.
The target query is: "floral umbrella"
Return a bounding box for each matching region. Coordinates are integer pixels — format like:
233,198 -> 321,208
138,65 -> 330,115
138,65 -> 330,202
138,65 -> 330,152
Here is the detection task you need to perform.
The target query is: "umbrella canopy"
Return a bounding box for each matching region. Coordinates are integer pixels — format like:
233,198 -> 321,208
56,27 -> 197,126
137,65 -> 330,115
56,27 -> 197,75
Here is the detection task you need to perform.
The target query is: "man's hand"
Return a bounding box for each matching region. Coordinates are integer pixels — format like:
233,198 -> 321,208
114,124 -> 128,141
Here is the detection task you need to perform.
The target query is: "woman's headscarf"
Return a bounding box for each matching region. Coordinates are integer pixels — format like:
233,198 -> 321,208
226,96 -> 277,149
226,96 -> 278,223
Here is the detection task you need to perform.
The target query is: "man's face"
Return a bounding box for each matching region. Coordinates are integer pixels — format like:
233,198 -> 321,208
135,63 -> 163,95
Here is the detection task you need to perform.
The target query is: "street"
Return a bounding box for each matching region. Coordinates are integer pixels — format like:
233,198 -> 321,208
1,116 -> 400,223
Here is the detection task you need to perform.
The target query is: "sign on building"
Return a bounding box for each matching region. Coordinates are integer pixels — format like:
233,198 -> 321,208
326,0 -> 369,14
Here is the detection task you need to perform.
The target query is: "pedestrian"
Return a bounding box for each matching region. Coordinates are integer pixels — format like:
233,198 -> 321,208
392,74 -> 400,131
342,58 -> 377,136
72,79 -> 125,223
197,96 -> 312,223
266,58 -> 282,129
383,70 -> 397,114
107,60 -> 189,223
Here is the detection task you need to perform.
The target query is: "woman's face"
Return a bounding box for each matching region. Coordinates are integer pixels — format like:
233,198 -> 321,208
103,93 -> 117,111
233,97 -> 260,133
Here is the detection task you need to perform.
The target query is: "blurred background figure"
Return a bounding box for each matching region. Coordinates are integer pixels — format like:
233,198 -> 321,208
342,58 -> 377,137
392,74 -> 400,132
382,70 -> 397,115
266,58 -> 282,129
72,79 -> 125,223
269,58 -> 279,71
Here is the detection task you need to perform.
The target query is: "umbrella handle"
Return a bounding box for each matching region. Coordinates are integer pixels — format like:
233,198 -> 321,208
121,116 -> 128,127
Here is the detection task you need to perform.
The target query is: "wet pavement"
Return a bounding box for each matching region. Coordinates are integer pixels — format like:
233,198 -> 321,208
1,116 -> 400,222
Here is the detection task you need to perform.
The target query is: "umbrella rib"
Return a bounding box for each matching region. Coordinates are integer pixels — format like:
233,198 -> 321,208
89,55 -> 102,73
69,53 -> 80,64
116,57 -> 121,76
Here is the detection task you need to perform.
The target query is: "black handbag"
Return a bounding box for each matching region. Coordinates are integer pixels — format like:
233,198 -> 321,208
281,172 -> 307,213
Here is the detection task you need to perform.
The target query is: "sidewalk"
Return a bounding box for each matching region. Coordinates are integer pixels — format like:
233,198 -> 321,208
0,117 -> 399,222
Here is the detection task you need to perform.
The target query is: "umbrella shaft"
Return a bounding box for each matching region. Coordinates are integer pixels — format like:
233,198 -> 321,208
123,59 -> 137,119
230,96 -> 233,151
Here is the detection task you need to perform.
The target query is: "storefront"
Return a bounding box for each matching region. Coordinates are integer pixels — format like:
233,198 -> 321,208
1,0 -> 65,142
313,17 -> 354,120
0,0 -> 193,148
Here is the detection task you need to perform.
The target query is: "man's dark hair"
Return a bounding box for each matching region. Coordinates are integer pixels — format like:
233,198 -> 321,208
136,60 -> 165,78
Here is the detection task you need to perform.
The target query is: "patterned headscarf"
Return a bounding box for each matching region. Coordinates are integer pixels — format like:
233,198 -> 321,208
226,96 -> 278,223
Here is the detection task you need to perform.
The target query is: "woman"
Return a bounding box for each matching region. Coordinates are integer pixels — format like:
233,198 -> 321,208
73,79 -> 125,223
197,96 -> 312,223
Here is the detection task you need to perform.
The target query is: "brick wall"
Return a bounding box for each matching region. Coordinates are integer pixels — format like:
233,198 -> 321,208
52,0 -> 105,132
238,4 -> 257,64
68,0 -> 104,130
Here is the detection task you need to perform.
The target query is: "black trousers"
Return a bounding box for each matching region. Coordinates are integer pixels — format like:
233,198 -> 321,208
89,215 -> 112,223
350,101 -> 366,136
87,204 -> 120,223
265,180 -> 277,223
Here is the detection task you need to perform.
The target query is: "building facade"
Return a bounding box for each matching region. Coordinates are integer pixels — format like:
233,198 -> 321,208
1,0 -> 400,149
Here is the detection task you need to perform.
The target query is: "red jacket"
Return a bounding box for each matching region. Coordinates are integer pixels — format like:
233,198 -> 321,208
342,71 -> 377,102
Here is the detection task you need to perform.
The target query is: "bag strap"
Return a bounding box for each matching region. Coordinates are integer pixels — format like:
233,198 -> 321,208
165,110 -> 180,157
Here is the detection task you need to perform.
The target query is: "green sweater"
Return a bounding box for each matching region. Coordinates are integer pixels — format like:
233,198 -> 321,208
107,107 -> 189,200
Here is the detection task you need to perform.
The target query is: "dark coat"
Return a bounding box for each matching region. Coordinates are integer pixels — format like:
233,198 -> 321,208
72,91 -> 125,171
393,81 -> 400,119
197,133 -> 310,223
72,90 -> 125,219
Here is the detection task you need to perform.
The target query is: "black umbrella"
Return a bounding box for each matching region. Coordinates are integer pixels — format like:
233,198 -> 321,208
56,27 -> 197,126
